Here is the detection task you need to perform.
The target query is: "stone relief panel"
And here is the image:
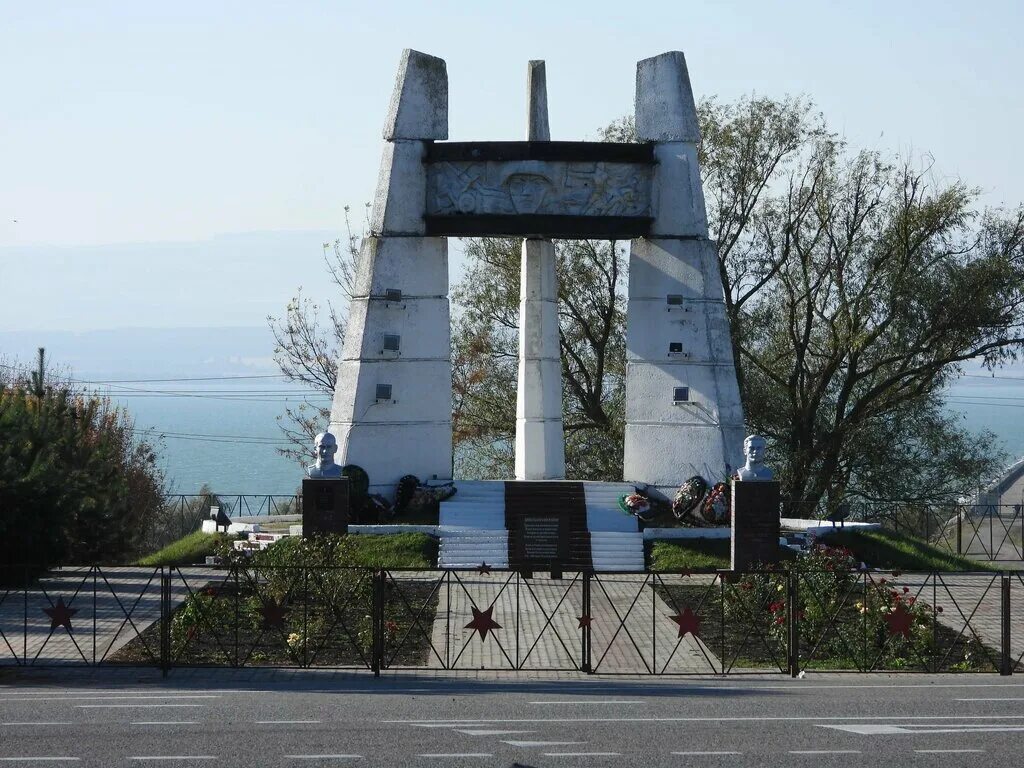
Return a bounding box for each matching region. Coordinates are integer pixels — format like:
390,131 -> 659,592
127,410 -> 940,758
427,160 -> 653,218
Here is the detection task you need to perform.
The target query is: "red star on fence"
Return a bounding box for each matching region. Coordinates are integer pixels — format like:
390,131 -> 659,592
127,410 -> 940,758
476,562 -> 492,575
260,599 -> 290,630
885,602 -> 914,639
577,614 -> 593,629
669,607 -> 701,638
465,605 -> 501,641
43,596 -> 78,632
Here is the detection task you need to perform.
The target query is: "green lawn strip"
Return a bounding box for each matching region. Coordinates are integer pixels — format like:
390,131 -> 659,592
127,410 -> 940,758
818,528 -> 997,572
137,531 -> 227,567
346,532 -> 438,568
648,538 -> 797,572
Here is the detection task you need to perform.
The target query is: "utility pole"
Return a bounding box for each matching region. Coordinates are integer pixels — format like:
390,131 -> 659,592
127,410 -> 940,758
31,347 -> 46,397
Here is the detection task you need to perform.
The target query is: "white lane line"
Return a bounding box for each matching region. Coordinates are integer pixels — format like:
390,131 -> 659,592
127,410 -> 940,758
1,722 -> 74,726
284,756 -> 361,760
456,730 -> 536,736
0,760 -> 80,763
76,708 -> 204,712
129,758 -> 217,762
956,697 -> 1024,701
502,741 -> 585,747
528,704 -> 638,708
672,752 -> 742,756
543,753 -> 620,757
256,720 -> 321,725
790,751 -> 861,755
821,723 -> 1024,735
0,696 -> 219,703
417,755 -> 492,759
132,722 -> 199,726
393,714 -> 1024,724
916,749 -> 986,754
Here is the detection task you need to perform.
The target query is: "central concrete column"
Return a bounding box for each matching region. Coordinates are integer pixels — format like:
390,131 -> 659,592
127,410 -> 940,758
514,60 -> 566,480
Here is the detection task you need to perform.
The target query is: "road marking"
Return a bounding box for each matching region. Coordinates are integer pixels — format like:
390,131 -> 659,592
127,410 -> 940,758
543,753 -> 620,757
284,756 -> 361,760
256,720 -> 321,725
820,723 -> 1024,735
1,722 -> 73,726
417,755 -> 492,759
0,696 -> 219,703
456,730 -> 536,736
956,698 -> 1024,701
529,701 -> 643,705
672,752 -> 742,756
916,749 -> 986,754
395,715 -> 1024,725
790,751 -> 861,755
75,708 -> 203,712
131,722 -> 199,726
0,760 -> 80,763
129,758 -> 216,762
502,741 -> 585,747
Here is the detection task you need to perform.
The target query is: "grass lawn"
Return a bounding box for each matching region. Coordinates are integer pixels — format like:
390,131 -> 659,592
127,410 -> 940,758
346,532 -> 437,568
648,538 -> 730,571
817,528 -> 997,572
137,531 -> 227,567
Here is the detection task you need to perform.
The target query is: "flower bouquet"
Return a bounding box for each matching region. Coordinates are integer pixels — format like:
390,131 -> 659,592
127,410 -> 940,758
672,475 -> 708,523
618,492 -> 655,522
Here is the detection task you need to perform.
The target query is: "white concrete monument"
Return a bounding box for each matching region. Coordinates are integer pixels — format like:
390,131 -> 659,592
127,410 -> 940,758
515,61 -> 566,480
329,48 -> 743,500
329,50 -> 454,497
622,51 -> 745,494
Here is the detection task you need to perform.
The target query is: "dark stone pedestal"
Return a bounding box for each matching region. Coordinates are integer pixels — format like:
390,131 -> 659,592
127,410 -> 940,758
302,478 -> 350,538
731,480 -> 781,571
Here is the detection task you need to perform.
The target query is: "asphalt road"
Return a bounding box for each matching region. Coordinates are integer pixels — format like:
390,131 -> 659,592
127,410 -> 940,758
1,671 -> 1023,767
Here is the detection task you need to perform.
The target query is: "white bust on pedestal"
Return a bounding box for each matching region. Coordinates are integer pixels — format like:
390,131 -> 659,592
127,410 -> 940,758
306,431 -> 344,478
735,434 -> 773,482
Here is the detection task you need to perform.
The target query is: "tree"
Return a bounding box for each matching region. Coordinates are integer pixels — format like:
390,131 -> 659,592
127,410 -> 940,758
267,206 -> 363,465
0,354 -> 166,576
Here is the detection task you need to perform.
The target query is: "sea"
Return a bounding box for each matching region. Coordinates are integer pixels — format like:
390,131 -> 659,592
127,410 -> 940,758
3,327 -> 1024,495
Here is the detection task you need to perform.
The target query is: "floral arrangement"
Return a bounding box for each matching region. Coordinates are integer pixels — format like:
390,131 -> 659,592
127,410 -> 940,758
619,492 -> 654,521
672,475 -> 708,522
698,481 -> 730,525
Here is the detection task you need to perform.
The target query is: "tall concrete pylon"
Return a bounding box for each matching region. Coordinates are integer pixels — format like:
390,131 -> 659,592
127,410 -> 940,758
514,60 -> 566,480
329,49 -> 454,496
622,51 -> 745,492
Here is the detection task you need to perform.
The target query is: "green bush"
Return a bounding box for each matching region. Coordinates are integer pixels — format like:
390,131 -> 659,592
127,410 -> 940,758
0,367 -> 165,579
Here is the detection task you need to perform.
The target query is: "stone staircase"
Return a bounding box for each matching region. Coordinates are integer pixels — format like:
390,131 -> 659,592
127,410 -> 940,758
438,481 -> 508,568
437,480 -> 646,572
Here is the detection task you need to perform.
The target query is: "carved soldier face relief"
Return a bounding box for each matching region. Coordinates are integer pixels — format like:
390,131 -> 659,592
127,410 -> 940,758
506,173 -> 553,214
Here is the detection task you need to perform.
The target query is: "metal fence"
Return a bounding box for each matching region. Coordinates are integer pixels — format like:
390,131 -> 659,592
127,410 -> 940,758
811,502 -> 1024,562
1,565 -> 1020,677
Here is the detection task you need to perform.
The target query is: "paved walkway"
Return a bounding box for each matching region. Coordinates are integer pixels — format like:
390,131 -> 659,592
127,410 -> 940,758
0,566 -> 219,666
422,571 -> 718,673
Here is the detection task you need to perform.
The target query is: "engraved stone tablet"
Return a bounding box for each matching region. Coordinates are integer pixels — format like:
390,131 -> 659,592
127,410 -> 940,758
516,511 -> 569,568
730,480 -> 781,571
302,478 -> 350,538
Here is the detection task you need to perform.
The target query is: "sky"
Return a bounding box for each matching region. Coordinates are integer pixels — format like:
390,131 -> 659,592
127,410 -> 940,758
2,0 -> 1023,332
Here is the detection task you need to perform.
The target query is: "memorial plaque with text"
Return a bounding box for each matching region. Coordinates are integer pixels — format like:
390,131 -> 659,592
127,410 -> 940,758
515,511 -> 570,568
302,478 -> 350,538
730,480 -> 781,571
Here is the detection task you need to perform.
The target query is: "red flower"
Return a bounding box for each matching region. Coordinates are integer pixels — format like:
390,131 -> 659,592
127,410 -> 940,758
903,587 -> 910,594
774,616 -> 785,626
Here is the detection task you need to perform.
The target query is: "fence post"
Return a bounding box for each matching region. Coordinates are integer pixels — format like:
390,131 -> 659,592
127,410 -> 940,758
372,569 -> 385,677
788,569 -> 800,678
1002,572 -> 1012,676
957,507 -> 963,555
160,567 -> 171,678
582,570 -> 592,673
